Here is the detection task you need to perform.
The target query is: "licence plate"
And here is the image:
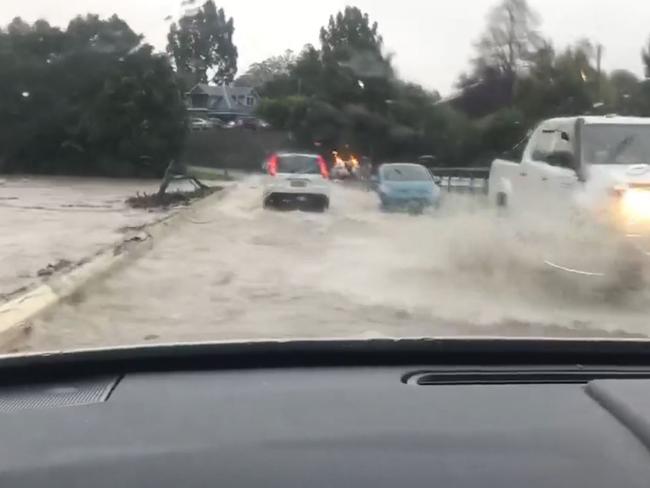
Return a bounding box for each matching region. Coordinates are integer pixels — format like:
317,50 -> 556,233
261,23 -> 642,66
290,180 -> 307,188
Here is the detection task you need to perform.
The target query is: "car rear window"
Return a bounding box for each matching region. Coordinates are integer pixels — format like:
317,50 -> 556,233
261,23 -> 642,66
382,165 -> 431,182
278,155 -> 321,174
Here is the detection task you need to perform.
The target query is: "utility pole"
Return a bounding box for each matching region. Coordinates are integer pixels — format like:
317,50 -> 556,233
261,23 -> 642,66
596,43 -> 603,103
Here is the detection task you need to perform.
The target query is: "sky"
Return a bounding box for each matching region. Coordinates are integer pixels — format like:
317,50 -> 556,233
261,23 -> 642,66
1,0 -> 649,94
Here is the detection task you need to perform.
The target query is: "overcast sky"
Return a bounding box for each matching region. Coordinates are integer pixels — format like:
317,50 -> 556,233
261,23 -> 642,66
1,0 -> 649,94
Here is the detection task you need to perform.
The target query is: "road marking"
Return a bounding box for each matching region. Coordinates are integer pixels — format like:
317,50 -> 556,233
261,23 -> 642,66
543,260 -> 606,277
0,285 -> 58,333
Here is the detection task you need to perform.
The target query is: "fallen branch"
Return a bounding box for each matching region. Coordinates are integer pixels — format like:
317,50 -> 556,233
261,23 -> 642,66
126,187 -> 219,209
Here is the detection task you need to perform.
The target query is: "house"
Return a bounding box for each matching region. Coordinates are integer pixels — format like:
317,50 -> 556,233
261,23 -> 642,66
186,84 -> 260,121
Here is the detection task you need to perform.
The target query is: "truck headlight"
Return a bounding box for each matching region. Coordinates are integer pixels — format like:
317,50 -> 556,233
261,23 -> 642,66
620,189 -> 650,222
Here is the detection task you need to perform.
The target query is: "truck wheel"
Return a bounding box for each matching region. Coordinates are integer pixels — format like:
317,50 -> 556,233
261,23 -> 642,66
613,244 -> 645,292
496,192 -> 508,207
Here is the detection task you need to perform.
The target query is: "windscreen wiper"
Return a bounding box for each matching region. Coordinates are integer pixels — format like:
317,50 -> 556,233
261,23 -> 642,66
608,134 -> 637,160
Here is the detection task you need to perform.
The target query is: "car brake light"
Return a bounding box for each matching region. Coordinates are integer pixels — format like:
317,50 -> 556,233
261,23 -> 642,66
268,154 -> 278,176
318,156 -> 329,179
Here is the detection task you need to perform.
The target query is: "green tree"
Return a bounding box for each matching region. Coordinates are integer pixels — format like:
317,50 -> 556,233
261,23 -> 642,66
236,50 -> 295,87
258,45 -> 324,98
256,96 -> 309,131
422,106 -> 481,166
642,39 -> 650,79
609,70 -> 640,108
514,40 -> 605,122
319,6 -> 394,109
473,0 -> 542,79
478,107 -> 526,161
636,39 -> 650,116
387,82 -> 440,127
258,8 -> 399,158
167,1 -> 238,87
258,5 -> 520,166
0,15 -> 186,176
320,6 -> 384,59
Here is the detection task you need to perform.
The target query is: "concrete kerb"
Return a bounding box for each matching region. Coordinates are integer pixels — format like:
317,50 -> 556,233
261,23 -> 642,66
0,185 -> 236,347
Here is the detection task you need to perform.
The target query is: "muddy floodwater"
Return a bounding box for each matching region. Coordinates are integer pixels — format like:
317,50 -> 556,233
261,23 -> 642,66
0,177 -> 164,300
7,176 -> 650,353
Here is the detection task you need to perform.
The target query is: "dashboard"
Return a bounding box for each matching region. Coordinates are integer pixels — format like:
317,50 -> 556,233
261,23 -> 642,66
1,340 -> 650,487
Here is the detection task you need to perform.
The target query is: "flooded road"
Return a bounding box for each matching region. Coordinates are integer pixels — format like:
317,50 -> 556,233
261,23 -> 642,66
8,176 -> 650,353
0,177 -> 162,300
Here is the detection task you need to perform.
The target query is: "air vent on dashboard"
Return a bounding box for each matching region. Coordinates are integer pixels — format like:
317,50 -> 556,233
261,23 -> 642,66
404,368 -> 650,385
0,376 -> 120,413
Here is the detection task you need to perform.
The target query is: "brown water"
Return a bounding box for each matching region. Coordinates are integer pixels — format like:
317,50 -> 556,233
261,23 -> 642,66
0,176 -> 163,300
8,176 -> 650,353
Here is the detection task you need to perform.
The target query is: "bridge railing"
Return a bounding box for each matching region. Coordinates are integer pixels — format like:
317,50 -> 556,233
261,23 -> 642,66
427,167 -> 490,194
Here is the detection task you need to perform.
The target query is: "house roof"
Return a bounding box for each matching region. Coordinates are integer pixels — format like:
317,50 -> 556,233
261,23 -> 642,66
189,84 -> 258,114
192,84 -> 250,94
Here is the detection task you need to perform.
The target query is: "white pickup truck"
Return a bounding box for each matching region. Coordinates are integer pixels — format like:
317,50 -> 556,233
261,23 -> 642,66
489,115 -> 650,286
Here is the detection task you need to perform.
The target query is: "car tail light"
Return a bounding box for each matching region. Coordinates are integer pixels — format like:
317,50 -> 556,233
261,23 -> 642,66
268,154 -> 278,176
318,156 -> 329,179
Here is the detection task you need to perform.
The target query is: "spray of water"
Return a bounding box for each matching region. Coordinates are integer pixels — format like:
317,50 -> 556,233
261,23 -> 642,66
15,176 -> 650,354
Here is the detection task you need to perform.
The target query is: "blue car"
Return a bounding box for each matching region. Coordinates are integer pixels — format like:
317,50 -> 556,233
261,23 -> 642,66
375,163 -> 441,214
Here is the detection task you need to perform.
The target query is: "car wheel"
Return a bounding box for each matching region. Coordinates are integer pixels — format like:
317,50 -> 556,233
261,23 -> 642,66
407,202 -> 424,216
311,196 -> 328,213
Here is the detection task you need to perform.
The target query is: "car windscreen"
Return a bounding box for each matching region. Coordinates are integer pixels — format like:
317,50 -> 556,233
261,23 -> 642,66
277,155 -> 321,174
582,125 -> 650,165
381,165 -> 431,182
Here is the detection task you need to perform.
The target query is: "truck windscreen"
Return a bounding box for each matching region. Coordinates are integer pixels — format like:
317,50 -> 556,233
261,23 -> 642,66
583,125 -> 650,165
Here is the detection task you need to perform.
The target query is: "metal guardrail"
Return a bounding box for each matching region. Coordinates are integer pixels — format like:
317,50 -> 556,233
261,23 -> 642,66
427,167 -> 490,194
